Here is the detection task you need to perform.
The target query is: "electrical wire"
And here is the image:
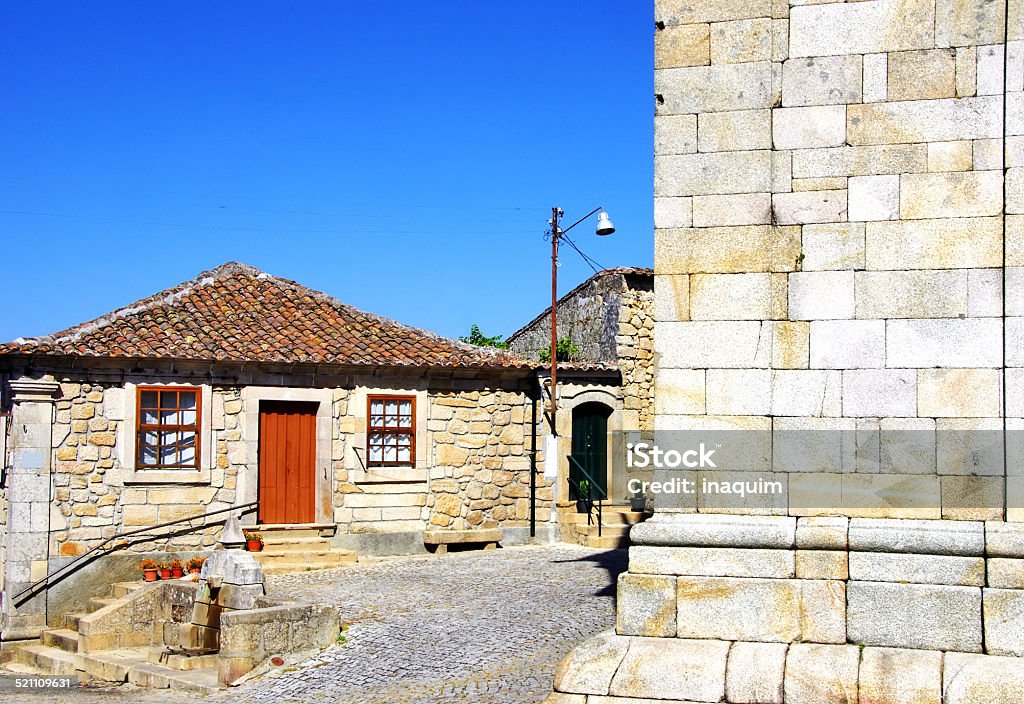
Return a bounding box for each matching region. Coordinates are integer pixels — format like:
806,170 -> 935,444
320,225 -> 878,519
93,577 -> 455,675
561,233 -> 605,273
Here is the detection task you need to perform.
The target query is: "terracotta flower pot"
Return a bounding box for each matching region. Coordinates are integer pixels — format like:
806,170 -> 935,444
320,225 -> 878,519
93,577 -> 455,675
246,540 -> 263,552
189,568 -> 201,575
159,568 -> 171,580
143,569 -> 158,582
171,567 -> 183,578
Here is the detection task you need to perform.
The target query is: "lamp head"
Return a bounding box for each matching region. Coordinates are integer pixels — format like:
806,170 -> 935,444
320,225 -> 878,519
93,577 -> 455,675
595,211 -> 615,236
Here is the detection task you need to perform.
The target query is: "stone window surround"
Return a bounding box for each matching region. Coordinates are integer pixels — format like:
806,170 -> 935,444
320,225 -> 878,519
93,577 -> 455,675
348,385 -> 429,484
239,386 -> 334,525
120,382 -> 213,485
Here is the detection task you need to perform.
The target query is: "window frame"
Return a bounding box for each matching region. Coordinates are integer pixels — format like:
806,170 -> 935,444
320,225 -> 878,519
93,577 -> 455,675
365,394 -> 416,468
135,385 -> 202,470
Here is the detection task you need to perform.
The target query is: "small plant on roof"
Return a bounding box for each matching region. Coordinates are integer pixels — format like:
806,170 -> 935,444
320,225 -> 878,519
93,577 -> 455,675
537,336 -> 579,363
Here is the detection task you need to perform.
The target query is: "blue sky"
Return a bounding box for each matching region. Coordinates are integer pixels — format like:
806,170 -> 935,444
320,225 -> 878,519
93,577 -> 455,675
0,2 -> 653,344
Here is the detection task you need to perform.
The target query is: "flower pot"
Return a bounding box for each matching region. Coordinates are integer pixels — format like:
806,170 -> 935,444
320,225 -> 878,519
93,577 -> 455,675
576,499 -> 589,513
630,497 -> 647,512
159,568 -> 171,580
246,540 -> 263,552
171,567 -> 183,578
189,568 -> 201,575
143,569 -> 158,582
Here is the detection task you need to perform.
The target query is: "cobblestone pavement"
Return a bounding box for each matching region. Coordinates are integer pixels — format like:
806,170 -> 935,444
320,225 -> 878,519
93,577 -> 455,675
2,544 -> 625,704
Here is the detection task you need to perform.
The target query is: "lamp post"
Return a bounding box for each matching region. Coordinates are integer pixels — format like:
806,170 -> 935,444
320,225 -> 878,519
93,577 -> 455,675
546,206 -> 615,419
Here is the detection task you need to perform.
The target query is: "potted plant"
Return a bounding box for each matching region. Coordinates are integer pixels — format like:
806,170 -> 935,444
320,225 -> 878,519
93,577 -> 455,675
139,558 -> 158,582
186,557 -> 205,575
169,559 -> 184,579
158,561 -> 172,580
576,479 -> 591,513
244,531 -> 264,552
630,487 -> 647,512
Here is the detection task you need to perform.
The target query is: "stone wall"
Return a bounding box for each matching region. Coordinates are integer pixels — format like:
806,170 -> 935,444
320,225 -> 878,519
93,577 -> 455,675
653,0 -> 1021,520
616,278 -> 655,431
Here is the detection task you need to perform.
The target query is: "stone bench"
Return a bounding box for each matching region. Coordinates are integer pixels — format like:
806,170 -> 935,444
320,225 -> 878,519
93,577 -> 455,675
422,529 -> 503,555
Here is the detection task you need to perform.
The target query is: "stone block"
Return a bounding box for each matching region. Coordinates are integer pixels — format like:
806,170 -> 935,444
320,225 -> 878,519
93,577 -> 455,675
796,516 -> 849,549
710,18 -> 771,64
655,225 -> 800,274
707,369 -> 772,415
608,637 -> 729,702
656,0 -> 772,25
864,52 -> 888,102
656,62 -> 773,115
849,518 -> 985,555
616,574 -> 676,638
656,151 -> 771,197
888,48 -> 957,101
793,144 -> 927,178
849,97 -> 1003,146
943,652 -> 1024,704
880,418 -> 937,475
848,581 -> 982,651
697,109 -> 771,152
855,269 -> 968,318
629,545 -> 794,578
942,476 -> 1005,521
653,273 -> 689,322
782,55 -> 861,107
725,642 -> 787,704
655,321 -> 771,368
796,550 -> 848,580
886,318 -> 1002,368
654,24 -> 709,69
789,271 -> 854,320
801,223 -> 864,271
983,588 -> 1024,656
784,643 -> 860,704
689,272 -> 783,320
692,193 -> 771,227
677,577 -> 845,643
773,106 -> 846,149
809,320 -> 885,368
654,114 -> 697,156
772,190 -> 847,225
987,522 -> 1024,557
900,171 -> 1004,220
789,0 -> 934,57
957,46 -> 979,96
654,195 -> 692,229
553,630 -> 630,696
929,140 -> 974,171
935,0 -> 1008,47
850,552 -> 986,586
858,647 -> 942,704
866,217 -> 1002,270
848,174 -> 899,222
968,268 -> 1003,316
653,369 -> 704,415
770,370 -> 841,417
842,369 -> 917,417
919,369 -> 1002,418
772,321 -> 810,369
988,559 -> 1024,589
630,512 -> 795,549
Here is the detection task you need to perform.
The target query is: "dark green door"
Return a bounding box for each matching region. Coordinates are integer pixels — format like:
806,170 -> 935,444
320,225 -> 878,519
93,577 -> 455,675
570,402 -> 610,500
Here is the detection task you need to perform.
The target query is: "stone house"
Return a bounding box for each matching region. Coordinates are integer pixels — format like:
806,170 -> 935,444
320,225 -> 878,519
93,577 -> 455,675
549,0 -> 1024,701
0,261 -> 627,640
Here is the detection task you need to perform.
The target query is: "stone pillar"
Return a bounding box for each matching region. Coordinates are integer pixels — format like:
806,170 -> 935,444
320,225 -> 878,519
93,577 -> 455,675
1,377 -> 59,641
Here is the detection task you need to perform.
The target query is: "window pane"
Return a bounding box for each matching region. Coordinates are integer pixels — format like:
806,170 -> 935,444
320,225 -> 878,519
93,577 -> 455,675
140,391 -> 158,408
398,413 -> 412,428
385,400 -> 398,417
397,434 -> 410,448
370,413 -> 384,427
161,409 -> 178,424
370,400 -> 384,415
368,433 -> 384,462
142,409 -> 160,424
160,391 -> 177,409
397,446 -> 411,463
383,444 -> 397,463
179,392 -> 196,410
180,410 -> 197,425
179,433 -> 196,465
140,444 -> 157,465
159,442 -> 177,466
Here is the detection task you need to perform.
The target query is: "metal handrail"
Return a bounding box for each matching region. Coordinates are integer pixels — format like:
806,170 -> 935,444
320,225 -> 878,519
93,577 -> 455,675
13,500 -> 258,604
567,456 -> 604,538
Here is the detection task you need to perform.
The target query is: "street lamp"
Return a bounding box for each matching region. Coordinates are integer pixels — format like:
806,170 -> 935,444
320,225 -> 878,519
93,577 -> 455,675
546,206 -> 615,417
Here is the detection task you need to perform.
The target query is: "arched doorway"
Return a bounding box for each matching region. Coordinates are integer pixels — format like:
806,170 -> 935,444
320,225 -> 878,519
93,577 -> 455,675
570,402 -> 612,500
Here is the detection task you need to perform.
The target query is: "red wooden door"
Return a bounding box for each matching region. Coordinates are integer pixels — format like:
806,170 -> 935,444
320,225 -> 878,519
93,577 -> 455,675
259,401 -> 317,524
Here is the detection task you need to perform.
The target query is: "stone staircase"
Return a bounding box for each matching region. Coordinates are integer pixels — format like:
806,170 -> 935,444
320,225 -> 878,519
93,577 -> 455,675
558,504 -> 651,549
4,581 -> 223,694
247,526 -> 358,574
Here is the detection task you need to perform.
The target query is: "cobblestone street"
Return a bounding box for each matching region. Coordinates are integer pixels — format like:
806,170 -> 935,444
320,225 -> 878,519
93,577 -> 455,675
2,544 -> 625,704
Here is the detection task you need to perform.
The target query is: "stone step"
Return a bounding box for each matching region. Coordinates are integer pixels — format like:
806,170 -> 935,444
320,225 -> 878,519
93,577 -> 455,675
110,581 -> 148,599
243,525 -> 330,538
2,661 -> 47,676
88,597 -> 118,613
128,662 -> 223,693
64,612 -> 88,631
576,523 -> 633,538
146,648 -> 219,671
259,556 -> 357,575
41,628 -> 80,653
580,533 -> 631,549
255,548 -> 337,559
15,645 -> 83,675
258,537 -> 332,551
79,648 -> 149,683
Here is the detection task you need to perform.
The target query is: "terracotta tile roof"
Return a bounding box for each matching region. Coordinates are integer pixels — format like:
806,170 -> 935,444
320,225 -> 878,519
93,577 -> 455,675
0,262 -> 533,369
